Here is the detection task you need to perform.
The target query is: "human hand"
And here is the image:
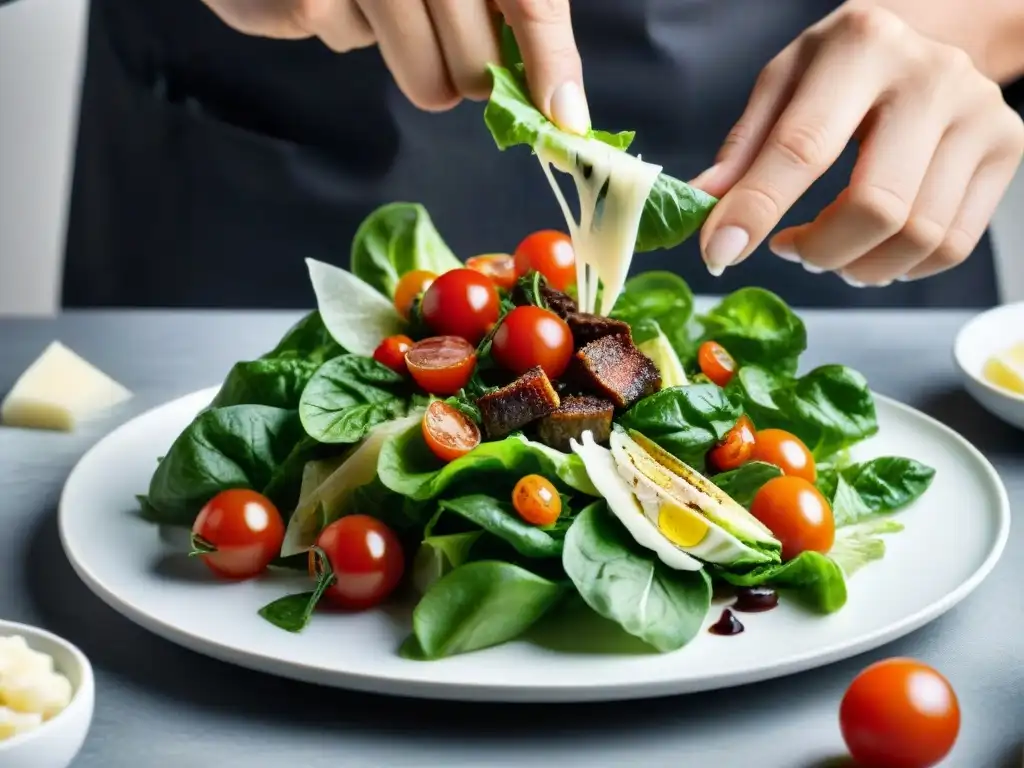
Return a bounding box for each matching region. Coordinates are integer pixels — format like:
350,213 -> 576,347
693,5 -> 1024,286
201,0 -> 590,133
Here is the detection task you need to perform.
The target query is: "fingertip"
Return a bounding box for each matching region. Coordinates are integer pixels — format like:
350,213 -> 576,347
549,80 -> 590,134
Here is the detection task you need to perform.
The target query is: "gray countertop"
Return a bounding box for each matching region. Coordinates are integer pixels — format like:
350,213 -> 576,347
1,309 -> 1021,768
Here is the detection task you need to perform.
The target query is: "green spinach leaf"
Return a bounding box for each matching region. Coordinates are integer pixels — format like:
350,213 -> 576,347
211,358 -> 322,410
710,461 -> 783,508
438,495 -> 563,558
719,551 -> 848,614
617,383 -> 741,467
612,271 -> 695,358
699,288 -> 806,375
258,546 -> 335,633
562,503 -> 712,652
408,560 -> 564,659
146,405 -> 306,527
350,202 -> 463,299
298,354 -> 410,444
817,457 -> 936,526
411,531 -> 482,595
265,311 -> 344,362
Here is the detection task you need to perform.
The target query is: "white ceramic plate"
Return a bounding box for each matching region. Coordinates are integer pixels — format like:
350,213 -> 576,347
953,301 -> 1024,431
59,387 -> 1010,703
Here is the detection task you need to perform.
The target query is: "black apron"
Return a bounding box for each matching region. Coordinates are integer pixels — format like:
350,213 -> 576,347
63,0 -> 1003,309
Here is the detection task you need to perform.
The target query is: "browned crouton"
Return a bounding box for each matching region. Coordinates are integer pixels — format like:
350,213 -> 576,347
566,313 -> 633,348
571,334 -> 661,408
536,396 -> 615,451
511,281 -> 578,319
477,366 -> 561,439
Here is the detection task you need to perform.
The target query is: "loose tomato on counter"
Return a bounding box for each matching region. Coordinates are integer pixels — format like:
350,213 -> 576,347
491,306 -> 573,379
406,336 -> 477,395
697,341 -> 737,387
751,428 -> 817,482
191,489 -> 285,580
422,400 -> 481,463
840,658 -> 960,768
393,269 -> 436,320
512,474 -> 562,526
707,415 -> 757,472
466,253 -> 518,291
372,334 -> 413,376
419,268 -> 500,344
750,476 -> 834,560
314,515 -> 405,611
513,230 -> 576,292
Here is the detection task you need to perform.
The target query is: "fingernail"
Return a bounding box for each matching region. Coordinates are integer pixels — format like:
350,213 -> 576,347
840,272 -> 866,288
550,82 -> 590,135
802,261 -> 825,274
895,274 -> 912,282
769,242 -> 801,264
704,226 -> 749,275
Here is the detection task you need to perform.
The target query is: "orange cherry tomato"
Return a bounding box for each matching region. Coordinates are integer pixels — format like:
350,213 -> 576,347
405,336 -> 477,396
393,269 -> 436,320
422,400 -> 481,463
191,489 -> 285,580
491,306 -> 574,379
314,515 -> 405,611
372,334 -> 413,376
420,268 -> 501,344
707,415 -> 757,473
513,230 -> 576,292
697,340 -> 737,387
840,658 -> 960,768
512,475 -> 562,526
750,428 -> 817,483
466,253 -> 518,292
750,476 -> 834,561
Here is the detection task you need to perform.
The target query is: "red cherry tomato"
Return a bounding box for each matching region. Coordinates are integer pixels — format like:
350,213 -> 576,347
513,230 -> 576,292
491,306 -> 574,379
512,475 -> 562,526
393,269 -> 436,320
191,489 -> 285,580
466,253 -> 518,292
697,340 -> 737,387
422,400 -> 481,463
750,476 -> 835,560
372,335 -> 413,376
840,658 -> 960,768
405,336 -> 477,395
750,428 -> 817,482
420,268 -> 500,344
707,415 -> 757,473
314,515 -> 405,611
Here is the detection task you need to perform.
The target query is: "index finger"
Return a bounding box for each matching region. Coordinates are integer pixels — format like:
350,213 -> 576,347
496,0 -> 589,134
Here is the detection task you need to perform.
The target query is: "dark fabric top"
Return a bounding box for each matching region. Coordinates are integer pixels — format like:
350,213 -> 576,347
62,0 -> 1011,309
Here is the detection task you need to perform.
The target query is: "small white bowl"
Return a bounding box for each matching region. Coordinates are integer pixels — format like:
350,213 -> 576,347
0,620 -> 94,768
953,301 -> 1024,431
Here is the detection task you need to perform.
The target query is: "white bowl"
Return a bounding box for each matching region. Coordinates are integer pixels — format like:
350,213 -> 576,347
953,301 -> 1024,431
0,620 -> 94,768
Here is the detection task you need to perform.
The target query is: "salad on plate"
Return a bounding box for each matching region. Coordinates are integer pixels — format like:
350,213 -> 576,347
136,42 -> 936,661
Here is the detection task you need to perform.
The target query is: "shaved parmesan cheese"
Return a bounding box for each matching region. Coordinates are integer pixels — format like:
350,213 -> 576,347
535,134 -> 661,315
1,341 -> 132,431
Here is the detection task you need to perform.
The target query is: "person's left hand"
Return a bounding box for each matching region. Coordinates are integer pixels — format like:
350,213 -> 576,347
693,4 -> 1024,286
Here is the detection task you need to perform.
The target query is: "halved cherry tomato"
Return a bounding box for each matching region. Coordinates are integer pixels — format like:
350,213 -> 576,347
750,428 -> 816,482
393,269 -> 436,320
191,489 -> 285,580
840,658 -> 960,768
422,400 -> 481,463
420,268 -> 501,344
491,305 -> 573,379
513,230 -> 576,292
697,340 -> 737,387
372,334 -> 413,376
406,336 -> 477,395
314,515 -> 405,611
707,415 -> 757,473
466,253 -> 518,292
750,476 -> 834,561
512,475 -> 562,526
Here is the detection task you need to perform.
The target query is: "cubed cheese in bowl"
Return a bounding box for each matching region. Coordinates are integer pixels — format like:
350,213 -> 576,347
0,620 -> 94,768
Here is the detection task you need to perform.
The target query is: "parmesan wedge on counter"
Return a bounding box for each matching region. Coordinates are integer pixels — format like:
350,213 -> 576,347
1,341 -> 132,431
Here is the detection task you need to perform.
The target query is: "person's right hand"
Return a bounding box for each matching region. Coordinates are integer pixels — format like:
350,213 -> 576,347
201,0 -> 591,133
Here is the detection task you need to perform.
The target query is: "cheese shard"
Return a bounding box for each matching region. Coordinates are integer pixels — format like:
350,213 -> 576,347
1,341 -> 132,431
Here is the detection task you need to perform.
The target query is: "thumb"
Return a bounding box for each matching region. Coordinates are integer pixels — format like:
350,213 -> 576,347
497,0 -> 589,135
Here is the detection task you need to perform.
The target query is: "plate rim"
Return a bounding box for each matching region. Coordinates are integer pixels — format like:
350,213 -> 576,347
57,387 -> 1012,703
